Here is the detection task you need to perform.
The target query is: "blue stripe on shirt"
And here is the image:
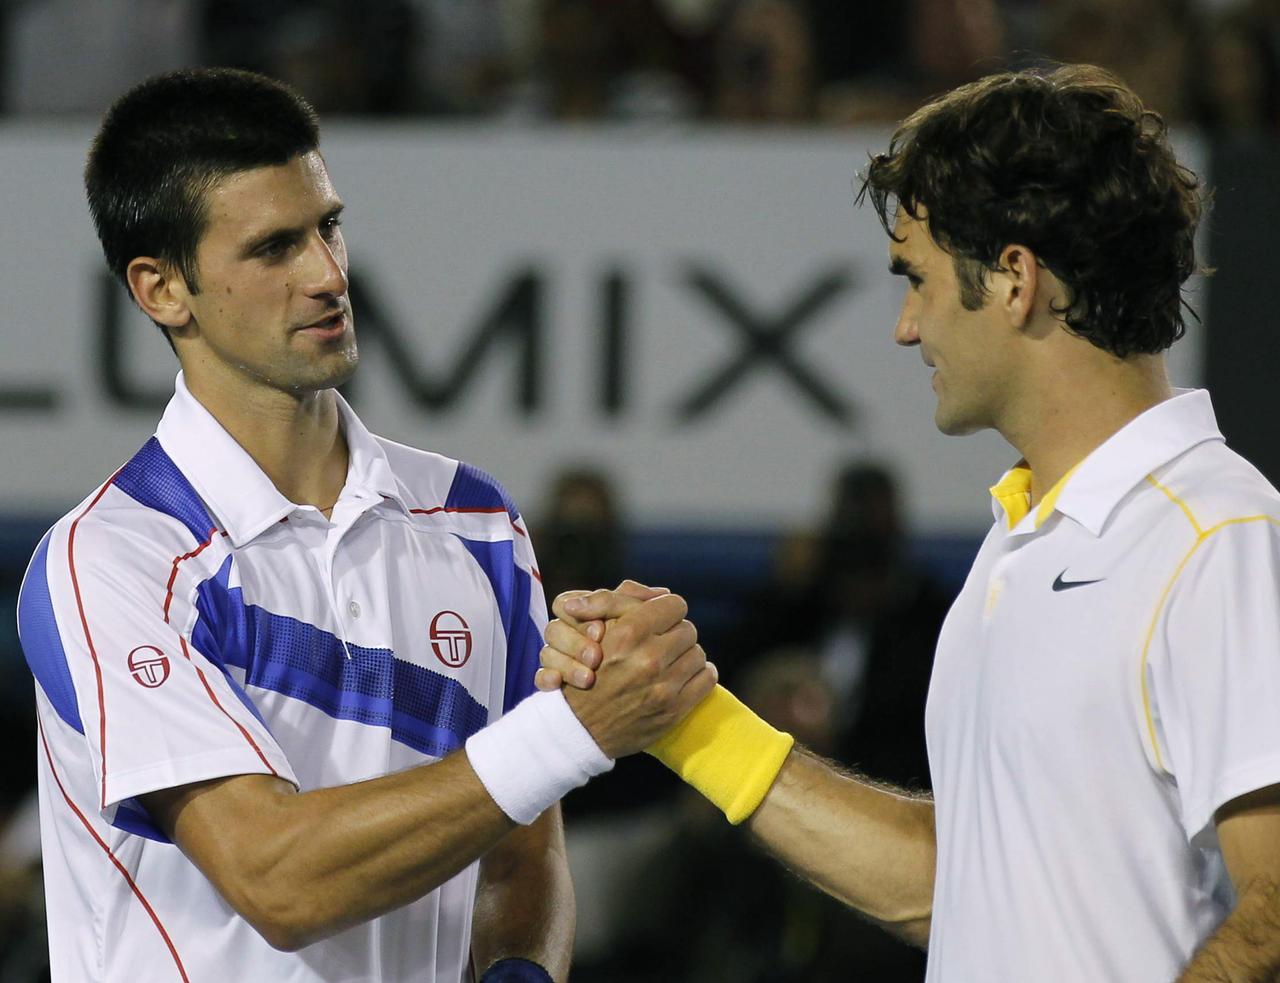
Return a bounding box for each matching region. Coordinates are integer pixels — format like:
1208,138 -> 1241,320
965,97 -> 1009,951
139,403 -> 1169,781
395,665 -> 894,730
17,529 -> 84,735
16,529 -> 170,843
113,437 -> 217,541
443,463 -> 542,711
454,538 -> 541,713
193,561 -> 490,757
445,461 -> 520,522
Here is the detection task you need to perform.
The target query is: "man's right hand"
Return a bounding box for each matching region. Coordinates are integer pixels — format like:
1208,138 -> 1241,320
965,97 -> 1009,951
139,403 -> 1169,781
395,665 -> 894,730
540,584 -> 717,758
535,580 -> 664,691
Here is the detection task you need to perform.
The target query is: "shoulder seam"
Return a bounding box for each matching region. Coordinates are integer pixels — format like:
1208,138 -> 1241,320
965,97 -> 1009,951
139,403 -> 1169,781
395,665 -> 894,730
1138,513 -> 1280,771
1145,474 -> 1202,535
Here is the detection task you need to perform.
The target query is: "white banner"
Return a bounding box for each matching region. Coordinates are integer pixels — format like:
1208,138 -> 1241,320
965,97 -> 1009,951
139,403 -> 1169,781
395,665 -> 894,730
0,124 -> 1207,531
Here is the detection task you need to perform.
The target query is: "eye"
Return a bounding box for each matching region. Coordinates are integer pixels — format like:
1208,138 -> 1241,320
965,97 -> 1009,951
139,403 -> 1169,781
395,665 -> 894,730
321,215 -> 343,239
258,237 -> 293,260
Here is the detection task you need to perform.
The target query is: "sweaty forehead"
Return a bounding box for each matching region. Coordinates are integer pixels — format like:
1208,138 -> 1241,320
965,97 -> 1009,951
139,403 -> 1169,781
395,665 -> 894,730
202,151 -> 339,237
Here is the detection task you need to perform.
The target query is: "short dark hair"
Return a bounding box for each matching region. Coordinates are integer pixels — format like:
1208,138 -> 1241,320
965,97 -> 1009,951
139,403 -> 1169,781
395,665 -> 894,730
85,68 -> 320,296
859,64 -> 1206,358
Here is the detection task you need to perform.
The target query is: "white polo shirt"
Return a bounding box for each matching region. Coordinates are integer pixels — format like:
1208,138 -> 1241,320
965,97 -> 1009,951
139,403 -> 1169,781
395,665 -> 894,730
17,373 -> 548,982
924,389 -> 1280,981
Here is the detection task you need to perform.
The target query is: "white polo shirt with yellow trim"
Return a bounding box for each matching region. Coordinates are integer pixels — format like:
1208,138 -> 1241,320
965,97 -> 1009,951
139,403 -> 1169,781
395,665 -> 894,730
924,389 -> 1280,982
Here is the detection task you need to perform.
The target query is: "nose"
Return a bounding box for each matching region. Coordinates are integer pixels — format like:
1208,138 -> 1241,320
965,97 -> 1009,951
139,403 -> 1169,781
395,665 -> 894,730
893,293 -> 919,347
303,231 -> 349,299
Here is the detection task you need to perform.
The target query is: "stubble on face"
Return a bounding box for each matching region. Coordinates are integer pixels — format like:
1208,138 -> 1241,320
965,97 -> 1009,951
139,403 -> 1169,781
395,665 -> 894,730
237,326 -> 359,396
182,152 -> 360,402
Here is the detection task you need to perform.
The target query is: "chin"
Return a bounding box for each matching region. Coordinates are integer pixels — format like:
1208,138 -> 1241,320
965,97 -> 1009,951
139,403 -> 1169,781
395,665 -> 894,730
328,344 -> 359,387
934,405 -> 984,437
280,345 -> 360,394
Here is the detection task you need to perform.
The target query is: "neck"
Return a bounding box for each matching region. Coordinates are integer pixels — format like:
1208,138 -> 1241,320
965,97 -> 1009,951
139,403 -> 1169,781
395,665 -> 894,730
1003,349 -> 1172,505
182,367 -> 349,511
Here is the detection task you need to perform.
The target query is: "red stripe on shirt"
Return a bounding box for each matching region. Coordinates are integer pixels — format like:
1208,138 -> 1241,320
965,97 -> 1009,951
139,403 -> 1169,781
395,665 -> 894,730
177,637 -> 279,777
38,717 -> 191,982
66,471 -> 123,810
162,527 -> 220,625
409,506 -> 528,537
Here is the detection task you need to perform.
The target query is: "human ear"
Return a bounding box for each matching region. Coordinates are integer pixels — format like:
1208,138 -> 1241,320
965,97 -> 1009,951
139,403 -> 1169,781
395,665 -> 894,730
996,243 -> 1039,329
125,257 -> 193,331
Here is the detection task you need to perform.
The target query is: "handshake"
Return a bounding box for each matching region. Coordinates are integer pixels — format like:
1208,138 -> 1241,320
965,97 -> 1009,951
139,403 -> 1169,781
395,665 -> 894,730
466,579 -> 793,829
534,580 -> 716,758
542,580 -> 796,825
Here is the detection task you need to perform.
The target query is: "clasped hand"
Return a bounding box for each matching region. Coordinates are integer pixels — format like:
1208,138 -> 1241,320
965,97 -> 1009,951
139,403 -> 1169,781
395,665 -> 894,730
535,581 -> 717,758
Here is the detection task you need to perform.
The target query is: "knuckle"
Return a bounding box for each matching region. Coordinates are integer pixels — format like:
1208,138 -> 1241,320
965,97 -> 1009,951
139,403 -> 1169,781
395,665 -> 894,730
553,590 -> 583,610
542,624 -> 573,655
680,619 -> 698,648
609,621 -> 639,651
638,651 -> 661,678
534,667 -> 557,691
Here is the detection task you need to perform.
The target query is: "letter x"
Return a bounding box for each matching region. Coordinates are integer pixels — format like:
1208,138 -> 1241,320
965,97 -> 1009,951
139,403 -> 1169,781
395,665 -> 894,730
676,266 -> 856,425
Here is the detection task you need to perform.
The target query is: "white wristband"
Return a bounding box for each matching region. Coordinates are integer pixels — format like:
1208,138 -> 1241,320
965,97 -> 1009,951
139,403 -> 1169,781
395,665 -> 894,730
466,689 -> 614,825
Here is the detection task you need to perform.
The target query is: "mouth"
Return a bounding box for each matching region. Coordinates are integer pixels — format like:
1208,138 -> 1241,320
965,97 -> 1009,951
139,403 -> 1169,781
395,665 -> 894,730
296,309 -> 349,340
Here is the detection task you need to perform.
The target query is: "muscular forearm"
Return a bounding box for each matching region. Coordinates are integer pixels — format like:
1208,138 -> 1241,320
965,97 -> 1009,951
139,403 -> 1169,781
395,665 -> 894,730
746,746 -> 936,947
472,805 -> 575,981
1178,877 -> 1280,982
155,751 -> 517,950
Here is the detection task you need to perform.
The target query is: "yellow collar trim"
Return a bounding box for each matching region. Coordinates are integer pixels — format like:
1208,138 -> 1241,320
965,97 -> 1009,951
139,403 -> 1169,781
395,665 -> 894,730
989,462 -> 1082,530
990,464 -> 1034,527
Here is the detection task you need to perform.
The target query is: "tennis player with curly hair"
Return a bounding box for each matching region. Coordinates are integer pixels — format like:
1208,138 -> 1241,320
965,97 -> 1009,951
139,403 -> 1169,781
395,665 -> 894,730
541,64 -> 1280,981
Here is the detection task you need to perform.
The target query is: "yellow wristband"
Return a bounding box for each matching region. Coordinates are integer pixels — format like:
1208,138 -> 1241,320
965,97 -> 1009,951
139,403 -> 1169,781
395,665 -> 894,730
646,684 -> 794,824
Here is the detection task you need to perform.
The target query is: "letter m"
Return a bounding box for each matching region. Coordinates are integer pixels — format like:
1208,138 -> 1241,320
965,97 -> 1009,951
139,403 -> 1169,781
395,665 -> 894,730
346,266 -> 543,412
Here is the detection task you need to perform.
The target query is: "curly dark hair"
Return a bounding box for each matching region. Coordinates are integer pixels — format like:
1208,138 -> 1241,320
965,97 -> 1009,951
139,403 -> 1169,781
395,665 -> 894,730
86,68 -> 320,298
858,64 -> 1206,358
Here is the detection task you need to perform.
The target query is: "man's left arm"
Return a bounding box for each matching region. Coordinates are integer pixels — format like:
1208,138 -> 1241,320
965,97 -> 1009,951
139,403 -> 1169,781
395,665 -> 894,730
1178,786 -> 1280,982
471,803 -> 574,982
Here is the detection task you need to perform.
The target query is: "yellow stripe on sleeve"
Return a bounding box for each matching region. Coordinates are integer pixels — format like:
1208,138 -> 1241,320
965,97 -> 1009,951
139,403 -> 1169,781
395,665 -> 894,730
1137,490 -> 1278,771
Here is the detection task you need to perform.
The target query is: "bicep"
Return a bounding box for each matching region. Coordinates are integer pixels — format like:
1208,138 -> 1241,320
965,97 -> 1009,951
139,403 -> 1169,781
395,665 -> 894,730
1215,784 -> 1280,894
141,773 -> 298,893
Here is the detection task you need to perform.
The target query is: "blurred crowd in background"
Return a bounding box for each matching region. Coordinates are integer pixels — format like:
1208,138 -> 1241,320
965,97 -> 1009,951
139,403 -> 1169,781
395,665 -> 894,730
537,462 -> 948,981
1,0 -> 1278,980
1,0 -> 1278,131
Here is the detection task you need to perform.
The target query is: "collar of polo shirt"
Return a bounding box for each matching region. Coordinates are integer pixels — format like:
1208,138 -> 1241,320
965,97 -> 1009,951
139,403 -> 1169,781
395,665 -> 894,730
155,371 -> 410,547
988,389 -> 1225,537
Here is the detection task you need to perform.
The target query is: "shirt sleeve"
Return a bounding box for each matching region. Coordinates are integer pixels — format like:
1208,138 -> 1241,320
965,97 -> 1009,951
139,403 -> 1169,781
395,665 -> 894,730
501,506 -> 549,713
1147,516 -> 1280,843
18,511 -> 296,835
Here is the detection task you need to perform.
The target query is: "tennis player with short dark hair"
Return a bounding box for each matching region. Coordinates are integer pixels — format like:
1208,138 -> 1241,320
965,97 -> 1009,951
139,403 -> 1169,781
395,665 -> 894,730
541,65 -> 1280,981
19,68 -> 714,982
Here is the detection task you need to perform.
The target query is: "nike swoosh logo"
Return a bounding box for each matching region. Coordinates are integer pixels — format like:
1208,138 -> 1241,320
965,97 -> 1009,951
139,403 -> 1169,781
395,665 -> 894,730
1052,570 -> 1105,592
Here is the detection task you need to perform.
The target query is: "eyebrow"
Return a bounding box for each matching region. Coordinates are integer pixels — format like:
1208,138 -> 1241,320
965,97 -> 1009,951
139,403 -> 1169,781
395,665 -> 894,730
240,202 -> 345,258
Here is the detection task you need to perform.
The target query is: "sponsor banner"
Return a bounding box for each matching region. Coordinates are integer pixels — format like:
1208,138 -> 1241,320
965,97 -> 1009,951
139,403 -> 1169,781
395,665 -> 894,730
0,124 -> 1207,531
